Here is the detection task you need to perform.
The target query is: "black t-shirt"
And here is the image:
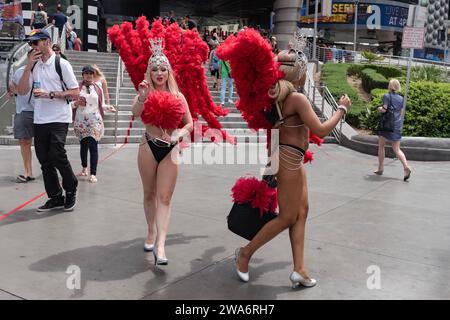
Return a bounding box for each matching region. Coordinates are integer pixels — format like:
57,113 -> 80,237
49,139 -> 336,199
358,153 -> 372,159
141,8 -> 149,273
53,12 -> 68,29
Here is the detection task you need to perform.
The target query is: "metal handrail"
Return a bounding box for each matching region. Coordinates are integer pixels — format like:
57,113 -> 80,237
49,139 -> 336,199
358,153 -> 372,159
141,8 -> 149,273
59,23 -> 67,53
304,68 -> 344,143
113,57 -> 123,146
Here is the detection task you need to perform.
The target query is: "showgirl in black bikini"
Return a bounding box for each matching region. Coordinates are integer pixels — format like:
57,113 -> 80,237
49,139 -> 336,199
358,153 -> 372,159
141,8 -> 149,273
234,35 -> 353,287
132,39 -> 193,265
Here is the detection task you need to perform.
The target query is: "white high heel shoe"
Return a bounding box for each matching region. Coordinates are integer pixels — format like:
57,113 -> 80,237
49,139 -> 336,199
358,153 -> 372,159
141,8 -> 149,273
143,243 -> 154,252
289,271 -> 317,288
235,248 -> 249,282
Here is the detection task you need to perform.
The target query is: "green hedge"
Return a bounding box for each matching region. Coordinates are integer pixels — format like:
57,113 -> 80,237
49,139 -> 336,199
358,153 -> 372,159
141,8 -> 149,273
361,68 -> 390,93
361,82 -> 450,137
347,64 -> 404,79
321,63 -> 365,126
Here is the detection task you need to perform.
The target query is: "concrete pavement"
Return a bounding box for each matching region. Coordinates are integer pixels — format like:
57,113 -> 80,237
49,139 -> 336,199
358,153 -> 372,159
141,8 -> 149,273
0,143 -> 449,300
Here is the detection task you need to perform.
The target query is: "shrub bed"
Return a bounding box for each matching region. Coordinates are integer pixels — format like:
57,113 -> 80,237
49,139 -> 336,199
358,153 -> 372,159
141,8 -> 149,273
361,81 -> 450,137
320,63 -> 364,126
361,68 -> 390,93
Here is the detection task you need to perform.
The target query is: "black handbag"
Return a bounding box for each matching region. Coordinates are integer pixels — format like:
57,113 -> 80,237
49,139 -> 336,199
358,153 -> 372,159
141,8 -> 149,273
227,203 -> 277,241
377,93 -> 395,133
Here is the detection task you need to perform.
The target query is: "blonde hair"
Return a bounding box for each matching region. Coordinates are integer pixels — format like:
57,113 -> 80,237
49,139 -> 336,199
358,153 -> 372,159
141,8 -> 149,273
388,79 -> 401,92
268,50 -> 301,103
146,64 -> 180,95
91,64 -> 105,80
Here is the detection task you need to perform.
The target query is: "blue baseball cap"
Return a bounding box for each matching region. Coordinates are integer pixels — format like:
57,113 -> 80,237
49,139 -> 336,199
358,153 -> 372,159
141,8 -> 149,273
26,29 -> 51,41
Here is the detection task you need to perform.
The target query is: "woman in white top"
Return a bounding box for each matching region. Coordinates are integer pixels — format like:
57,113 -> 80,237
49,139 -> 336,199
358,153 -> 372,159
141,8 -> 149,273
72,65 -> 115,183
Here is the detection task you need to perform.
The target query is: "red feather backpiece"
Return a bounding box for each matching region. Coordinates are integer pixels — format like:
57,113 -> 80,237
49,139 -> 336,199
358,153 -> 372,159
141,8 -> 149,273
108,17 -> 234,143
141,91 -> 185,129
231,176 -> 278,216
216,28 -> 283,131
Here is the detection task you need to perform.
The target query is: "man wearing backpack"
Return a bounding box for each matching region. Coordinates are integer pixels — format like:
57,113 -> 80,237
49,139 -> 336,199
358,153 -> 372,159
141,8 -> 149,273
18,29 -> 80,212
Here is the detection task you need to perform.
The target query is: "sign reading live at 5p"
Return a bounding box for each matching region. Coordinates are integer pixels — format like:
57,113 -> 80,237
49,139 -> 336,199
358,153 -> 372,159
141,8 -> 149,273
300,2 -> 409,31
401,27 -> 425,49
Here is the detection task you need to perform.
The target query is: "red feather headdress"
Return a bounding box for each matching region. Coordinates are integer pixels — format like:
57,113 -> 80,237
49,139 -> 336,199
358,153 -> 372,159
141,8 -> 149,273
108,17 -> 234,143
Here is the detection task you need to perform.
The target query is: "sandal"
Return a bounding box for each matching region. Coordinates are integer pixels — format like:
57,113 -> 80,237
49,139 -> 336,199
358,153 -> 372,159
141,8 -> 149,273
403,167 -> 411,181
373,170 -> 383,175
78,168 -> 88,176
16,175 -> 28,183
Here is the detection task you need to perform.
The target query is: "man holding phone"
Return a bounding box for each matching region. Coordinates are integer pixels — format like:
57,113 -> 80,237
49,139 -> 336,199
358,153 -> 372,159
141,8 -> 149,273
18,29 -> 80,212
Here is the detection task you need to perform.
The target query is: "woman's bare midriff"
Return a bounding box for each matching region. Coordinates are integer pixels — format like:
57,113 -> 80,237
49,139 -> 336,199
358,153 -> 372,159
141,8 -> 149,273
140,124 -> 176,144
278,93 -> 309,151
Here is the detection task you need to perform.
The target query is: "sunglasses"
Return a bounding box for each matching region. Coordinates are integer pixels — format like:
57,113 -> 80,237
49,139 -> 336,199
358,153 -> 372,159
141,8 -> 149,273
29,39 -> 43,46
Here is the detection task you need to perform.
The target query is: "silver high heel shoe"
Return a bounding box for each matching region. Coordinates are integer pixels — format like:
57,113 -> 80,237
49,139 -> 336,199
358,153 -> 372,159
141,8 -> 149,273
289,271 -> 317,288
143,243 -> 154,252
235,248 -> 249,282
153,250 -> 168,265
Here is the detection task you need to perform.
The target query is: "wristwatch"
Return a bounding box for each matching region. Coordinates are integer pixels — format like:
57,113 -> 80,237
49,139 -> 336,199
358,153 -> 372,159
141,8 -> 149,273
49,91 -> 55,99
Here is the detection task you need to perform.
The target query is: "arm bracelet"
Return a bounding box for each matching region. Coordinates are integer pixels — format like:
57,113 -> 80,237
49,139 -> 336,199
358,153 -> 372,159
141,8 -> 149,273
337,105 -> 347,114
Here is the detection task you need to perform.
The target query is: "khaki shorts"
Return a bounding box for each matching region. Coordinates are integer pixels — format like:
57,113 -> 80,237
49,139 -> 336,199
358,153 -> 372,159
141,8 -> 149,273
13,111 -> 34,139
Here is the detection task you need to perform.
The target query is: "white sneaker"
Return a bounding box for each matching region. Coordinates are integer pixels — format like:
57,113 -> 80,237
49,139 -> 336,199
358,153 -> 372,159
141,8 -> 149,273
228,99 -> 234,104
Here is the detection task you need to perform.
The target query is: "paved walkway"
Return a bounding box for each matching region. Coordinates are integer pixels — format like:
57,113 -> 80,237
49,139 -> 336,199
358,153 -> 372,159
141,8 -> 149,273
0,143 -> 449,300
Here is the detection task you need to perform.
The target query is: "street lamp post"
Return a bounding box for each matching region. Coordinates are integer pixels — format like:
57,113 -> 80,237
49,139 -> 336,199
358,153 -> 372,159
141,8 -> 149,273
353,0 -> 359,52
444,21 -> 449,65
312,0 -> 319,61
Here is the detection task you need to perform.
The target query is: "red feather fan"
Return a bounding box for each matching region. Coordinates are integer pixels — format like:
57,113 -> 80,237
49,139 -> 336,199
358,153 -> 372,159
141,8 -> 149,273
141,91 -> 185,129
231,176 -> 278,216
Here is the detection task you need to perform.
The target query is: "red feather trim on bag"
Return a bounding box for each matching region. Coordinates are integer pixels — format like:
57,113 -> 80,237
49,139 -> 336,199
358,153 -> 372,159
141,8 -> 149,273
231,176 -> 278,216
141,91 -> 185,129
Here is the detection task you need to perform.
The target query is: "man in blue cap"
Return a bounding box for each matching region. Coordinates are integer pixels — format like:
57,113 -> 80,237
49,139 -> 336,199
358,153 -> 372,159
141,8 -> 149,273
18,29 -> 80,212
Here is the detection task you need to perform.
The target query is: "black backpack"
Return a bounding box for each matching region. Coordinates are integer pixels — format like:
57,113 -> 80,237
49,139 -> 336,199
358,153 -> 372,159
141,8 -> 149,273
28,55 -> 70,104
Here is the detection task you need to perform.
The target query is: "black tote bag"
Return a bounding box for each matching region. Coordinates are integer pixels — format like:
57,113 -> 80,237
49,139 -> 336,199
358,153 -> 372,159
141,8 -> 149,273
227,203 -> 277,241
377,93 -> 395,133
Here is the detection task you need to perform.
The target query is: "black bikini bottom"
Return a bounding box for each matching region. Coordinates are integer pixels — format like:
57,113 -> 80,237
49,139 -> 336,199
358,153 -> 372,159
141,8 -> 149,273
279,143 -> 306,156
145,133 -> 177,163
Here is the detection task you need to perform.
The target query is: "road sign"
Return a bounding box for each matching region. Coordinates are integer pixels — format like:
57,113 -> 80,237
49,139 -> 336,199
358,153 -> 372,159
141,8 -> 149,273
401,27 -> 425,49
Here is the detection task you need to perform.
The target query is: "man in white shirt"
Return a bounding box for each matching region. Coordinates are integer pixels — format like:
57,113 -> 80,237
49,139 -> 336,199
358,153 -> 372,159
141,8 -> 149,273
18,29 -> 80,212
